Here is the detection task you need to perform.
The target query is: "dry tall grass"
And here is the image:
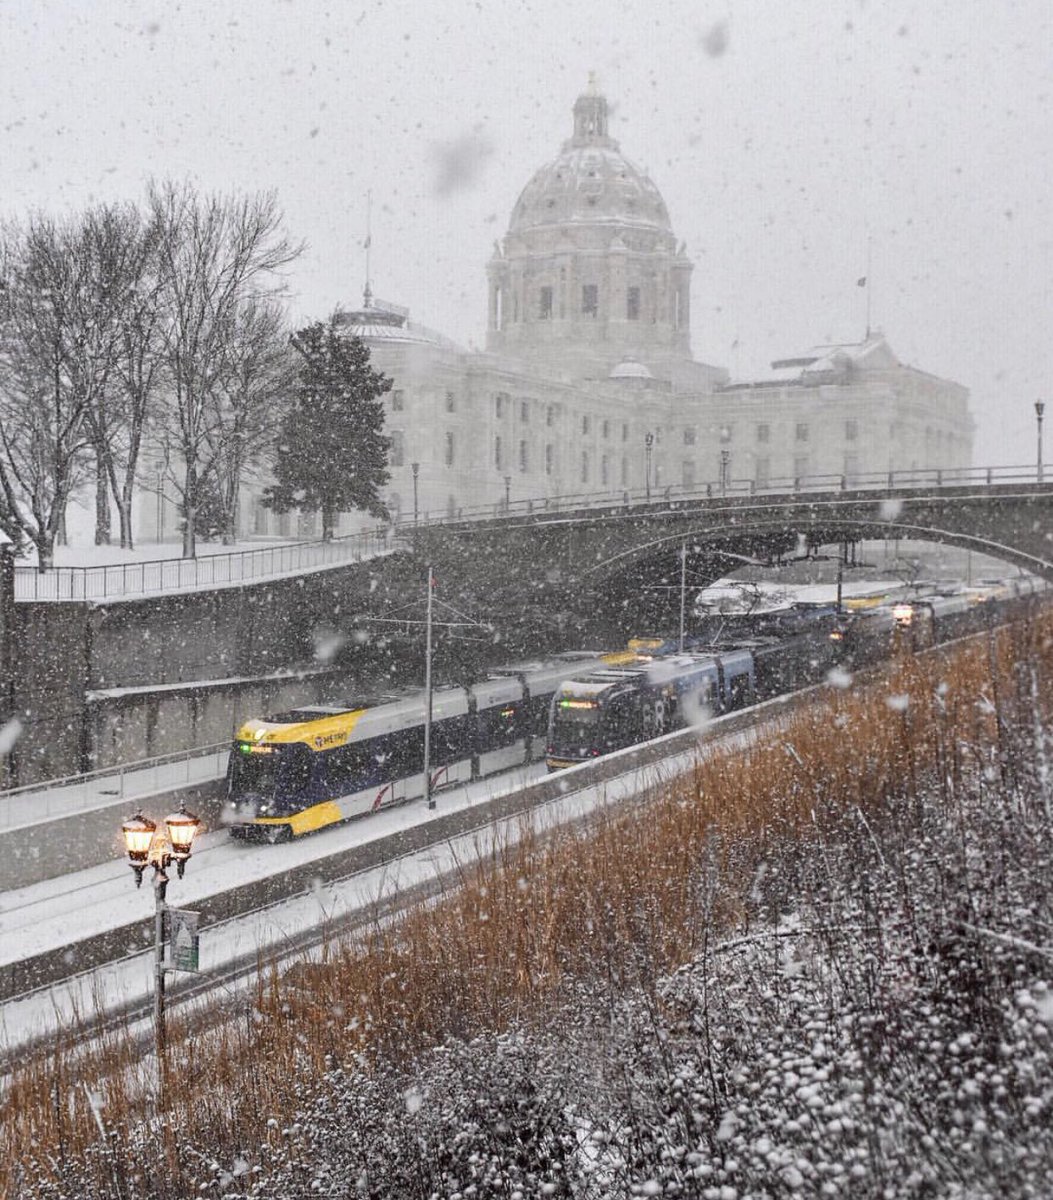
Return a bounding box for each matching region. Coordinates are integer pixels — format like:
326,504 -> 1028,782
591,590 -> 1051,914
4,608 -> 1051,1197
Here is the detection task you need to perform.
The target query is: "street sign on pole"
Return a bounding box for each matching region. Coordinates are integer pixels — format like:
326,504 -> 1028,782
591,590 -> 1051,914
167,907 -> 201,972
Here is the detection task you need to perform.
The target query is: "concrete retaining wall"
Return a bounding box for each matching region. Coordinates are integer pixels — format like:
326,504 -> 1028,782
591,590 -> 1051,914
7,558 -> 396,785
1,778 -> 228,893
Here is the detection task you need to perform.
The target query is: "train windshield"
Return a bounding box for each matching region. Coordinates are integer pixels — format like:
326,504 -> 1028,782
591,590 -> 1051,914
229,744 -> 312,799
551,698 -> 602,745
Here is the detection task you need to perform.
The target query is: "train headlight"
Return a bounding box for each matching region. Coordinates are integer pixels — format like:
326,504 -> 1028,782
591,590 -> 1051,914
892,603 -> 914,627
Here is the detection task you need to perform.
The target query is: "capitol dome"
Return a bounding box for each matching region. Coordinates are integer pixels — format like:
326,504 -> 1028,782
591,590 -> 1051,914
485,81 -> 694,383
508,87 -> 671,235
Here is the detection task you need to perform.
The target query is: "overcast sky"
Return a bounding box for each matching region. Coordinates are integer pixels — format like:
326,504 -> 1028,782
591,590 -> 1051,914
2,0 -> 1050,463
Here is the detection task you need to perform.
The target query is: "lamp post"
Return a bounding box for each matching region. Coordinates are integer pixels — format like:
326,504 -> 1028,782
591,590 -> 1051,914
720,448 -> 731,497
156,462 -> 165,544
1036,401 -> 1045,485
121,806 -> 201,1070
503,474 -> 511,513
645,432 -> 654,500
411,462 -> 420,530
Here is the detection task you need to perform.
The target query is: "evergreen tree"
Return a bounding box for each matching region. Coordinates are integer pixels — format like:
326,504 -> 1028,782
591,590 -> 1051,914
263,319 -> 391,539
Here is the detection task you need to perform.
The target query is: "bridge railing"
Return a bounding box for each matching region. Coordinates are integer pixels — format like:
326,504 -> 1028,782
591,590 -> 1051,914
396,463 -> 1046,530
13,526 -> 393,602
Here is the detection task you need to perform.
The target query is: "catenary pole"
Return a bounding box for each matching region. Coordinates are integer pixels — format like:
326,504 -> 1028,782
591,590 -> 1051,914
678,540 -> 687,651
424,565 -> 435,809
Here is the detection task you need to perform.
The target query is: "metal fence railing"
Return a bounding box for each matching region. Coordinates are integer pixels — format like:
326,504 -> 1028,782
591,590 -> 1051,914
14,526 -> 392,602
0,743 -> 230,830
393,463 -> 1048,529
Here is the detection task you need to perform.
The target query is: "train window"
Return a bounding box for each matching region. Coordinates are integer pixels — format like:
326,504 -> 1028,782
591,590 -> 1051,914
604,697 -> 640,749
431,714 -> 474,765
477,703 -> 522,747
728,673 -> 752,710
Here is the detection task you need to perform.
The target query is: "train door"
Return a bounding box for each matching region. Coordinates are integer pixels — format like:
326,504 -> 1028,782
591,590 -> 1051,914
473,676 -> 529,776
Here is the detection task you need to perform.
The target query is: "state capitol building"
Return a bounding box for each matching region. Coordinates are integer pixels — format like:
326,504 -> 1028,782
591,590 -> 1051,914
249,82 -> 974,537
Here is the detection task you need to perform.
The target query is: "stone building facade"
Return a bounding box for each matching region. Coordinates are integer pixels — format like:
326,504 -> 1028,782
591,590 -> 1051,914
236,82 -> 973,539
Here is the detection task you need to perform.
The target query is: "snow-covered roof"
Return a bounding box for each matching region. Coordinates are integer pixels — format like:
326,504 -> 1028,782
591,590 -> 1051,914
723,332 -> 900,390
333,298 -> 463,351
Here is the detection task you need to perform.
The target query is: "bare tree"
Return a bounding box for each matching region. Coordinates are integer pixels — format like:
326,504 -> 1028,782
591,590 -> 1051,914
204,298 -> 296,544
74,202 -> 162,547
0,216 -> 99,570
149,181 -> 302,558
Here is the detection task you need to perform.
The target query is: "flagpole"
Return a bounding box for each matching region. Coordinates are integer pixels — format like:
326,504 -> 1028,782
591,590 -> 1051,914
865,235 -> 872,339
364,189 -> 373,307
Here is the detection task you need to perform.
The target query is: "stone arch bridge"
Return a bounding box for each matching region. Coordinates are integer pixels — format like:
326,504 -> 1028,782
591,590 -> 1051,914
415,481 -> 1053,636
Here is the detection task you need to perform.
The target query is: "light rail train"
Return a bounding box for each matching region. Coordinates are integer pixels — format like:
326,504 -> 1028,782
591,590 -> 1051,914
225,652 -> 617,841
224,576 -> 1044,839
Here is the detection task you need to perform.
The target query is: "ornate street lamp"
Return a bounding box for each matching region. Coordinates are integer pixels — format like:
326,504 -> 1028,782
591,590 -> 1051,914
1036,401 -> 1045,485
504,474 -> 511,512
411,462 -> 420,530
645,432 -> 654,501
720,448 -> 731,497
121,806 -> 201,1067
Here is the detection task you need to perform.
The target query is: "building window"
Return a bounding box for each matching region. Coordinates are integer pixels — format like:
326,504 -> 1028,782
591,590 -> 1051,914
683,428 -> 696,446
582,283 -> 598,317
520,399 -> 529,422
620,456 -> 628,485
581,451 -> 590,484
539,286 -> 553,319
719,425 -> 732,444
756,423 -> 770,443
845,418 -> 858,442
582,415 -> 591,435
445,390 -> 456,413
622,423 -> 629,442
602,419 -> 610,439
392,389 -> 405,412
519,439 -> 528,472
844,453 -> 859,483
390,431 -> 405,468
254,500 -> 269,536
601,455 -> 609,485
682,460 -> 696,488
546,404 -> 555,427
755,456 -> 770,488
495,392 -> 508,418
445,431 -> 455,467
794,454 -> 810,480
627,285 -> 640,321
545,443 -> 553,475
795,422 -> 809,442
494,435 -> 503,470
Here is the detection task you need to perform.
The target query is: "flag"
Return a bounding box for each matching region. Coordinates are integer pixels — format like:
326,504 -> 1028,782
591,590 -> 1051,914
856,276 -> 867,287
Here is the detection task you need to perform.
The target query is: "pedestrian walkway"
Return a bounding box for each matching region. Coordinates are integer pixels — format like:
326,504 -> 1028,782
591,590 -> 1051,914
0,746 -> 229,832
